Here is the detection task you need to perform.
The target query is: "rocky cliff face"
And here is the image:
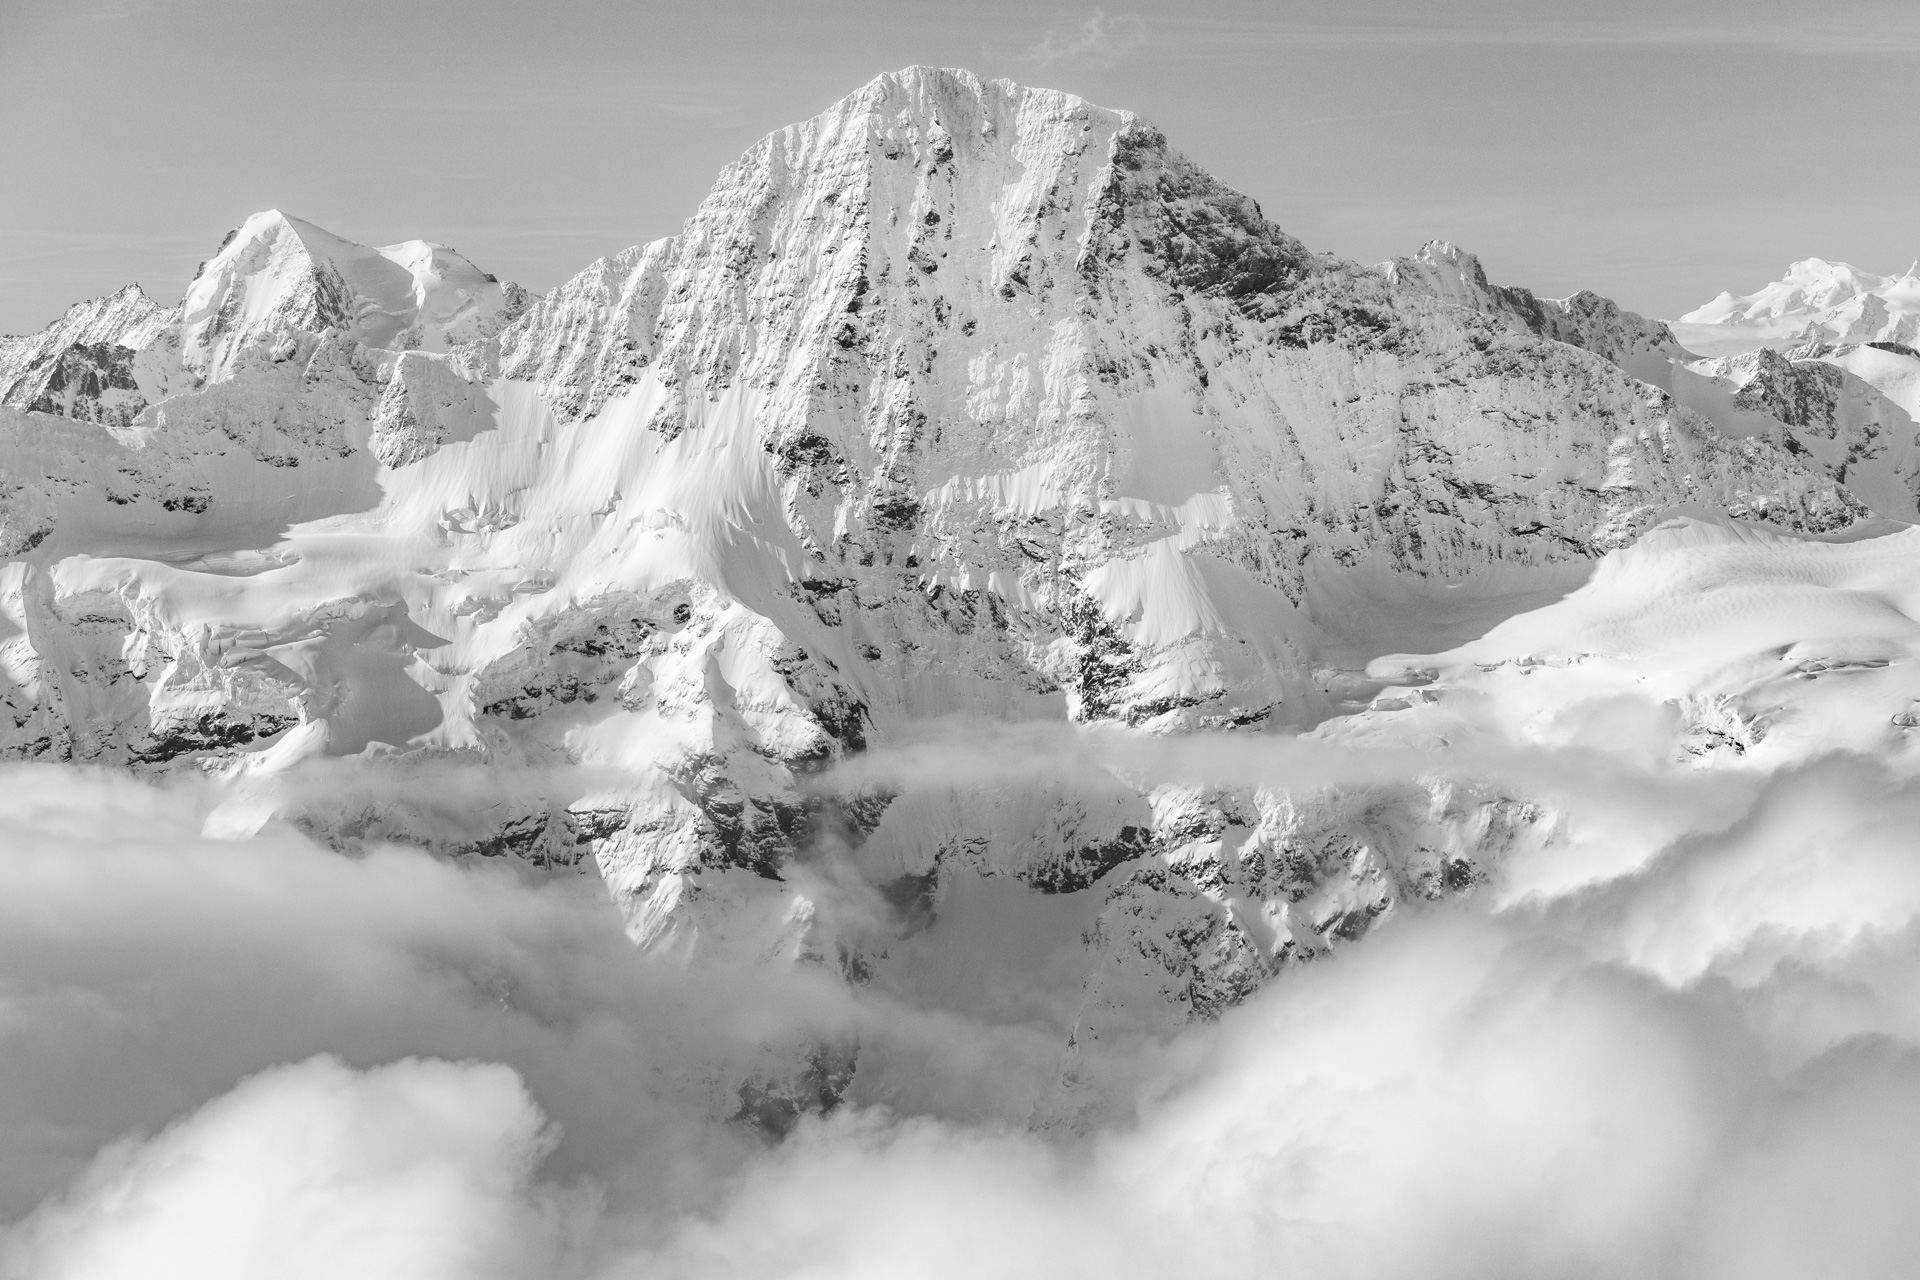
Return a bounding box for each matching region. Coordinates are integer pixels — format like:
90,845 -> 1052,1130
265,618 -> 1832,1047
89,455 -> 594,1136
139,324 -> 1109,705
0,67 -> 1908,1057
1380,239 -> 1686,369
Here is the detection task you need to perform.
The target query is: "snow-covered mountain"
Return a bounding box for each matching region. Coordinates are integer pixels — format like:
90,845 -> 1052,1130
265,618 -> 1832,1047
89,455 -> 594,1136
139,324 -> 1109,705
4,67 -> 1919,1086
0,285 -> 173,428
1670,257 -> 1920,357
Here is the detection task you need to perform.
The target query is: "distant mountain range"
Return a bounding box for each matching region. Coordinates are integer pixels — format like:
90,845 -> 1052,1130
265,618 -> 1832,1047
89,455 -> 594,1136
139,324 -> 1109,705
1670,256 -> 1920,357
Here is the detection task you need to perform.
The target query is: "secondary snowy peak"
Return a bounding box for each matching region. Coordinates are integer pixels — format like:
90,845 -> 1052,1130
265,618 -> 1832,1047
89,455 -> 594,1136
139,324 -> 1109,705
1379,239 -> 1682,370
0,283 -> 170,362
181,209 -> 522,380
181,210 -> 392,375
374,237 -> 517,340
1378,240 -> 1492,309
1671,257 -> 1920,357
0,285 -> 173,424
0,210 -> 525,438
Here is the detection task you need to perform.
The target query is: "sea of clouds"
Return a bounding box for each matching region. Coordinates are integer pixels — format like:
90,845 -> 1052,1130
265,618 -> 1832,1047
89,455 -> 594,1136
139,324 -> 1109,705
4,701 -> 1920,1278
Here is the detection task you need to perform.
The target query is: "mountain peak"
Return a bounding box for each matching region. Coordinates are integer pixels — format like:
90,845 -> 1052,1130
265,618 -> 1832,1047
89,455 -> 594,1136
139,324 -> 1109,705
1378,240 -> 1493,305
213,209 -> 356,267
179,209 -> 520,378
0,281 -> 173,418
500,65 -> 1306,423
1673,255 -> 1920,356
1,282 -> 161,342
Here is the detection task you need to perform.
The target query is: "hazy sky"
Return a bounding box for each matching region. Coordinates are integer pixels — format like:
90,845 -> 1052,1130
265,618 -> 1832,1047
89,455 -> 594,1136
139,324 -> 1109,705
3,0 -> 1917,334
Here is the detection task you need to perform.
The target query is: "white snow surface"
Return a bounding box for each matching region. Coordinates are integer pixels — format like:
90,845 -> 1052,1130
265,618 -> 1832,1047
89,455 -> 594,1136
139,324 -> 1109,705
3,66 -> 1919,1049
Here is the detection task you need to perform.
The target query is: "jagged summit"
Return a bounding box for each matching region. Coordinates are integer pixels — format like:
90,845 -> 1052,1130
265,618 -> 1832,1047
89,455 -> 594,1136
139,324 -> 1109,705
1378,239 -> 1490,308
0,210 -> 527,437
0,282 -> 165,345
500,62 -> 1308,432
1378,239 -> 1683,370
0,283 -> 173,427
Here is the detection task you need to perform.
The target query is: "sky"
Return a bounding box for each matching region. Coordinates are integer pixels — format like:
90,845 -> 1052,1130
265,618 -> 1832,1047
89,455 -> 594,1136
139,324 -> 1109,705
2,0 -> 1918,334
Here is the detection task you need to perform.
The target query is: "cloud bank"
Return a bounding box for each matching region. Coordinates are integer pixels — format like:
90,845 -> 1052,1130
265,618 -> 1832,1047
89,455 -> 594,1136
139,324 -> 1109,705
10,1056 -> 563,1280
4,701 -> 1920,1278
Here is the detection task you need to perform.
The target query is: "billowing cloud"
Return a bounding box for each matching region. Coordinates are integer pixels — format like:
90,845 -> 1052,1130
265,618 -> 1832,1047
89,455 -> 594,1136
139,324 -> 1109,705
7,1057 -> 565,1280
0,766 -> 823,1233
617,910 -> 1920,1279
5,689 -> 1920,1279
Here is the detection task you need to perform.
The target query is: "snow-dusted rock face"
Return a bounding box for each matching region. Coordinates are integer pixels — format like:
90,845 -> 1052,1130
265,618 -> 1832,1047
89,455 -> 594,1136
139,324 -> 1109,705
0,285 -> 175,427
1380,239 -> 1684,370
1671,257 -> 1920,357
0,67 -> 1909,1052
1630,339 -> 1920,522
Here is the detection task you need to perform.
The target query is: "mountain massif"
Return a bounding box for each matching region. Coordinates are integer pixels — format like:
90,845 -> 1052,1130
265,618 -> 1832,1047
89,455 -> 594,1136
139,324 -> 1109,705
5,68 -> 1919,1107
1670,256 -> 1920,357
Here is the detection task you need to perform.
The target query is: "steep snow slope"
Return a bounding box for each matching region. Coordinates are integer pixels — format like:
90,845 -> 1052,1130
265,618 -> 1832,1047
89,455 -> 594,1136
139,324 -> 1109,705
1671,257 -> 1920,357
0,68 -> 1905,1064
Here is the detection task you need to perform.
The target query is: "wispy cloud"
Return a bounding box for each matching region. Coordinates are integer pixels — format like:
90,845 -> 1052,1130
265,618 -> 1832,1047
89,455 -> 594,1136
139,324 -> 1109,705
1027,10 -> 1148,68
1159,11 -> 1920,56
